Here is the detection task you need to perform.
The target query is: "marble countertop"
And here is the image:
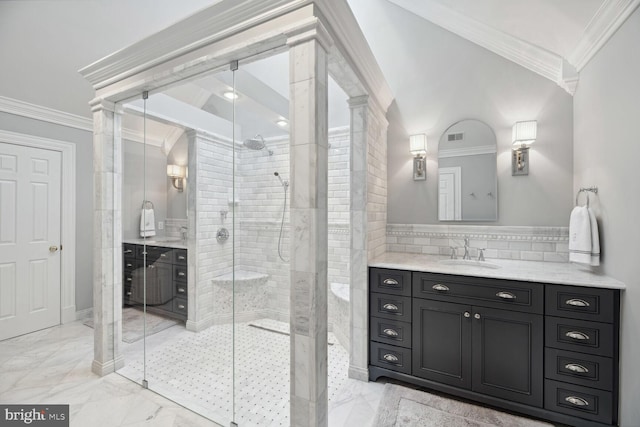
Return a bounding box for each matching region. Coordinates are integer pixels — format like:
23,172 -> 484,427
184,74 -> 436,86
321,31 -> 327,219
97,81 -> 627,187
123,238 -> 187,250
370,252 -> 625,290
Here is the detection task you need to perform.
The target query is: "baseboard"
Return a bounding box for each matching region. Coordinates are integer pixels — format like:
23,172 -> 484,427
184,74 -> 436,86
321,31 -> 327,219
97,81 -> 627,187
348,365 -> 369,381
61,306 -> 77,324
75,307 -> 93,322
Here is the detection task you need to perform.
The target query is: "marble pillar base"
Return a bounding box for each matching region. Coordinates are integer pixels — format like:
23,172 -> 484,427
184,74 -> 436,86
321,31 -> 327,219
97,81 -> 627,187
348,365 -> 369,382
91,355 -> 124,377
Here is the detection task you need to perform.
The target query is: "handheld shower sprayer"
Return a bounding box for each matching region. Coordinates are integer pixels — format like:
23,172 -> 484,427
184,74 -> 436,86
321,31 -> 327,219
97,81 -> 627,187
274,171 -> 289,188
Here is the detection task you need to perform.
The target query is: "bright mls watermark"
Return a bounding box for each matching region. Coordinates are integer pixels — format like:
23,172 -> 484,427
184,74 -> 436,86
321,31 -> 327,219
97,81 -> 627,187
1,405 -> 69,426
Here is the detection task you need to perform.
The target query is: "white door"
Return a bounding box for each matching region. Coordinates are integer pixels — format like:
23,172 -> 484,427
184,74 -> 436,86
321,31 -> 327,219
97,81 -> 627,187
438,167 -> 462,221
0,142 -> 61,340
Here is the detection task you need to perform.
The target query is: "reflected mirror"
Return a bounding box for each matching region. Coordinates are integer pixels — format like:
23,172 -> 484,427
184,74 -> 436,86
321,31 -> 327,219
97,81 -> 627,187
438,119 -> 497,221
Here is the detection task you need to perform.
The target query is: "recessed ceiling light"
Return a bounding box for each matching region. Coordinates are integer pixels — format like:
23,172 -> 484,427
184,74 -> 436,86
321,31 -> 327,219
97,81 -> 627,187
276,119 -> 288,127
223,90 -> 238,100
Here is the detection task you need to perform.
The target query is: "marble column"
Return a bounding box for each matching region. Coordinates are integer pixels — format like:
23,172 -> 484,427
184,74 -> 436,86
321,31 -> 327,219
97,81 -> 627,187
348,95 -> 370,381
91,99 -> 124,376
288,32 -> 331,427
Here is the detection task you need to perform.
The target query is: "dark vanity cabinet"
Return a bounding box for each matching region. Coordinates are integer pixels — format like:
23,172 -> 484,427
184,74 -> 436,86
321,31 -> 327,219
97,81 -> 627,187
123,243 -> 188,320
369,267 -> 620,427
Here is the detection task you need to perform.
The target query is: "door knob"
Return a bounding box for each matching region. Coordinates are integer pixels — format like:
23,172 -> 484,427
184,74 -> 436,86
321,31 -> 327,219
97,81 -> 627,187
49,245 -> 59,253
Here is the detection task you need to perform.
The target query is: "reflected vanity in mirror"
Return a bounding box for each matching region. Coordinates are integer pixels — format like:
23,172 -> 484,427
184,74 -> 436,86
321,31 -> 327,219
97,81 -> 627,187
438,119 -> 497,221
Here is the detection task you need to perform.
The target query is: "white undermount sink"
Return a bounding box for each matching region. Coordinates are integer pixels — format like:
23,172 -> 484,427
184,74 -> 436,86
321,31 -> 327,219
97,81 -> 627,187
438,259 -> 501,269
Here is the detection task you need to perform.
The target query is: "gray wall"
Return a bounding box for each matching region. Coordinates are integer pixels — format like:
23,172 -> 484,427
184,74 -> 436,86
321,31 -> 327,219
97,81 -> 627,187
166,133 -> 188,220
573,7 -> 640,425
0,112 -> 93,311
439,154 -> 496,220
350,0 -> 574,226
122,141 -> 168,239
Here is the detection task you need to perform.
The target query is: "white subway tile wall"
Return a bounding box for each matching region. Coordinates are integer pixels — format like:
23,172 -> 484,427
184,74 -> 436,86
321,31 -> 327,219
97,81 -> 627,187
387,224 -> 569,263
191,129 -> 351,323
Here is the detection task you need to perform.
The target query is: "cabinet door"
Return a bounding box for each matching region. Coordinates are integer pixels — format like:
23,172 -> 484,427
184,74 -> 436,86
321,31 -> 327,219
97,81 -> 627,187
472,307 -> 543,407
412,299 -> 472,389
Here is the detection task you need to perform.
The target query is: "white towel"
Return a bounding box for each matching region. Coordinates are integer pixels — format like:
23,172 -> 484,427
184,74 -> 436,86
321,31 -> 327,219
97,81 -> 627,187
569,206 -> 600,266
140,208 -> 156,237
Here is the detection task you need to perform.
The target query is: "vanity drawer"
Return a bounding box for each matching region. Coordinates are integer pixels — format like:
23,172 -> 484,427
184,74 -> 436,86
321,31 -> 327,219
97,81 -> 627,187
173,249 -> 187,265
544,380 -> 613,425
413,272 -> 543,314
546,317 -> 613,357
370,317 -> 412,349
123,243 -> 136,259
369,268 -> 411,297
370,293 -> 411,322
370,341 -> 412,375
173,265 -> 188,282
546,285 -> 617,323
545,348 -> 613,391
173,298 -> 187,316
174,282 -> 188,297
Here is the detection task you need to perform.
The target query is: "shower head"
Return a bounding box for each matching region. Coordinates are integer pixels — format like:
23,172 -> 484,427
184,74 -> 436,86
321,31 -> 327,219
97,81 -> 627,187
243,135 -> 266,150
274,171 -> 289,188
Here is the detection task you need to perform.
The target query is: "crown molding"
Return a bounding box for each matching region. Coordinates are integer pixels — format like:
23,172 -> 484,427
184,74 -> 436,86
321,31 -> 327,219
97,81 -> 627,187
386,0 -> 581,95
0,95 -> 163,147
569,0 -> 640,71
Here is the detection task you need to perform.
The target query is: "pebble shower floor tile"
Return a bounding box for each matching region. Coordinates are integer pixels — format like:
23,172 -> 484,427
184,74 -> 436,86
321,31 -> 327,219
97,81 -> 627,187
118,319 -> 349,426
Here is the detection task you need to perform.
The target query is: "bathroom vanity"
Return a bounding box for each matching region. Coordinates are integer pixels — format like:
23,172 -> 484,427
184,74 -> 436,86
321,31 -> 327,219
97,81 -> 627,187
368,254 -> 624,427
123,241 -> 188,320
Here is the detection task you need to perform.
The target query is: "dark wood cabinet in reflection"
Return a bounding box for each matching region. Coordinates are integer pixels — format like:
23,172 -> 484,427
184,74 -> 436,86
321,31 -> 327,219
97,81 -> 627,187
123,243 -> 187,320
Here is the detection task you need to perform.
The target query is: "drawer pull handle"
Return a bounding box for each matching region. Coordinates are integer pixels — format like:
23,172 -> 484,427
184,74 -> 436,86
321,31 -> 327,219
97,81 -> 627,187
496,291 -> 516,300
126,263 -> 133,268
565,363 -> 589,374
177,287 -> 186,293
126,292 -> 132,296
178,304 -> 185,310
566,298 -> 590,307
178,256 -> 186,260
124,249 -> 133,254
126,278 -> 132,282
383,353 -> 399,363
382,303 -> 399,311
432,284 -> 449,292
160,253 -> 167,257
178,272 -> 186,277
148,265 -> 155,269
566,331 -> 590,340
565,396 -> 589,407
383,278 -> 399,286
383,328 -> 399,337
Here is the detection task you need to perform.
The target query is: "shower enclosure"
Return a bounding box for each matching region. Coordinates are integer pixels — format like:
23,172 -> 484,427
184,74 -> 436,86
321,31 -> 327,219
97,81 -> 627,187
83,2 -> 392,426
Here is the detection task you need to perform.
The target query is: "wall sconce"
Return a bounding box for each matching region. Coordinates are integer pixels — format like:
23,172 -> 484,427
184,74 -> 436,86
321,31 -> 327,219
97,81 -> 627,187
511,121 -> 537,176
167,164 -> 186,192
410,134 -> 427,181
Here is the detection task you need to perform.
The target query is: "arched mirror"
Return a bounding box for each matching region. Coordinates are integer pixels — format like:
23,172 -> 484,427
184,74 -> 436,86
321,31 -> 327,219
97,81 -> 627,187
438,119 -> 497,221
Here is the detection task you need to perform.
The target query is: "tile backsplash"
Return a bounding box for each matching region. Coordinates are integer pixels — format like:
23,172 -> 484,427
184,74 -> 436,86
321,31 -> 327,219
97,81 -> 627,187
387,224 -> 569,263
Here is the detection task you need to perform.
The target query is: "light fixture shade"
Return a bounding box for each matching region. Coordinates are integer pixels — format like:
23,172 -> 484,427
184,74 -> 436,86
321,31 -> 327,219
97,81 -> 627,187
409,134 -> 427,155
222,90 -> 238,100
512,121 -> 537,145
167,164 -> 185,178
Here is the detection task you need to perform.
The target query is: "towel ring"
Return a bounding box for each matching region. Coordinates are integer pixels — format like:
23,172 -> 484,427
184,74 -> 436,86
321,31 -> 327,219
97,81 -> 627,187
575,191 -> 590,207
575,187 -> 598,207
142,200 -> 154,209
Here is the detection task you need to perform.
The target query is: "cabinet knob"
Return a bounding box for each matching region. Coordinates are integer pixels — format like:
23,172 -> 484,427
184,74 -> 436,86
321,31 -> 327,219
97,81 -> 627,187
383,328 -> 399,337
382,353 -> 399,363
565,331 -> 590,340
565,396 -> 589,407
474,313 -> 481,320
565,363 -> 589,374
126,278 -> 132,282
177,287 -> 186,293
160,253 -> 167,257
464,311 -> 471,318
382,303 -> 399,312
178,256 -> 186,260
382,278 -> 399,286
178,304 -> 185,310
126,292 -> 132,296
178,272 -> 186,277
432,284 -> 450,292
566,298 -> 590,307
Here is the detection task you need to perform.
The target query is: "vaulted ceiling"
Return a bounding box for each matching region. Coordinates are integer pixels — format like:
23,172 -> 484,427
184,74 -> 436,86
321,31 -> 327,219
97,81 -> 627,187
0,0 -> 638,146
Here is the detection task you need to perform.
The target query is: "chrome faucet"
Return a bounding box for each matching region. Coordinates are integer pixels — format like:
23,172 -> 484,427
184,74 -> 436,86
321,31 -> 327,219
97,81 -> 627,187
180,226 -> 188,240
463,237 -> 471,260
